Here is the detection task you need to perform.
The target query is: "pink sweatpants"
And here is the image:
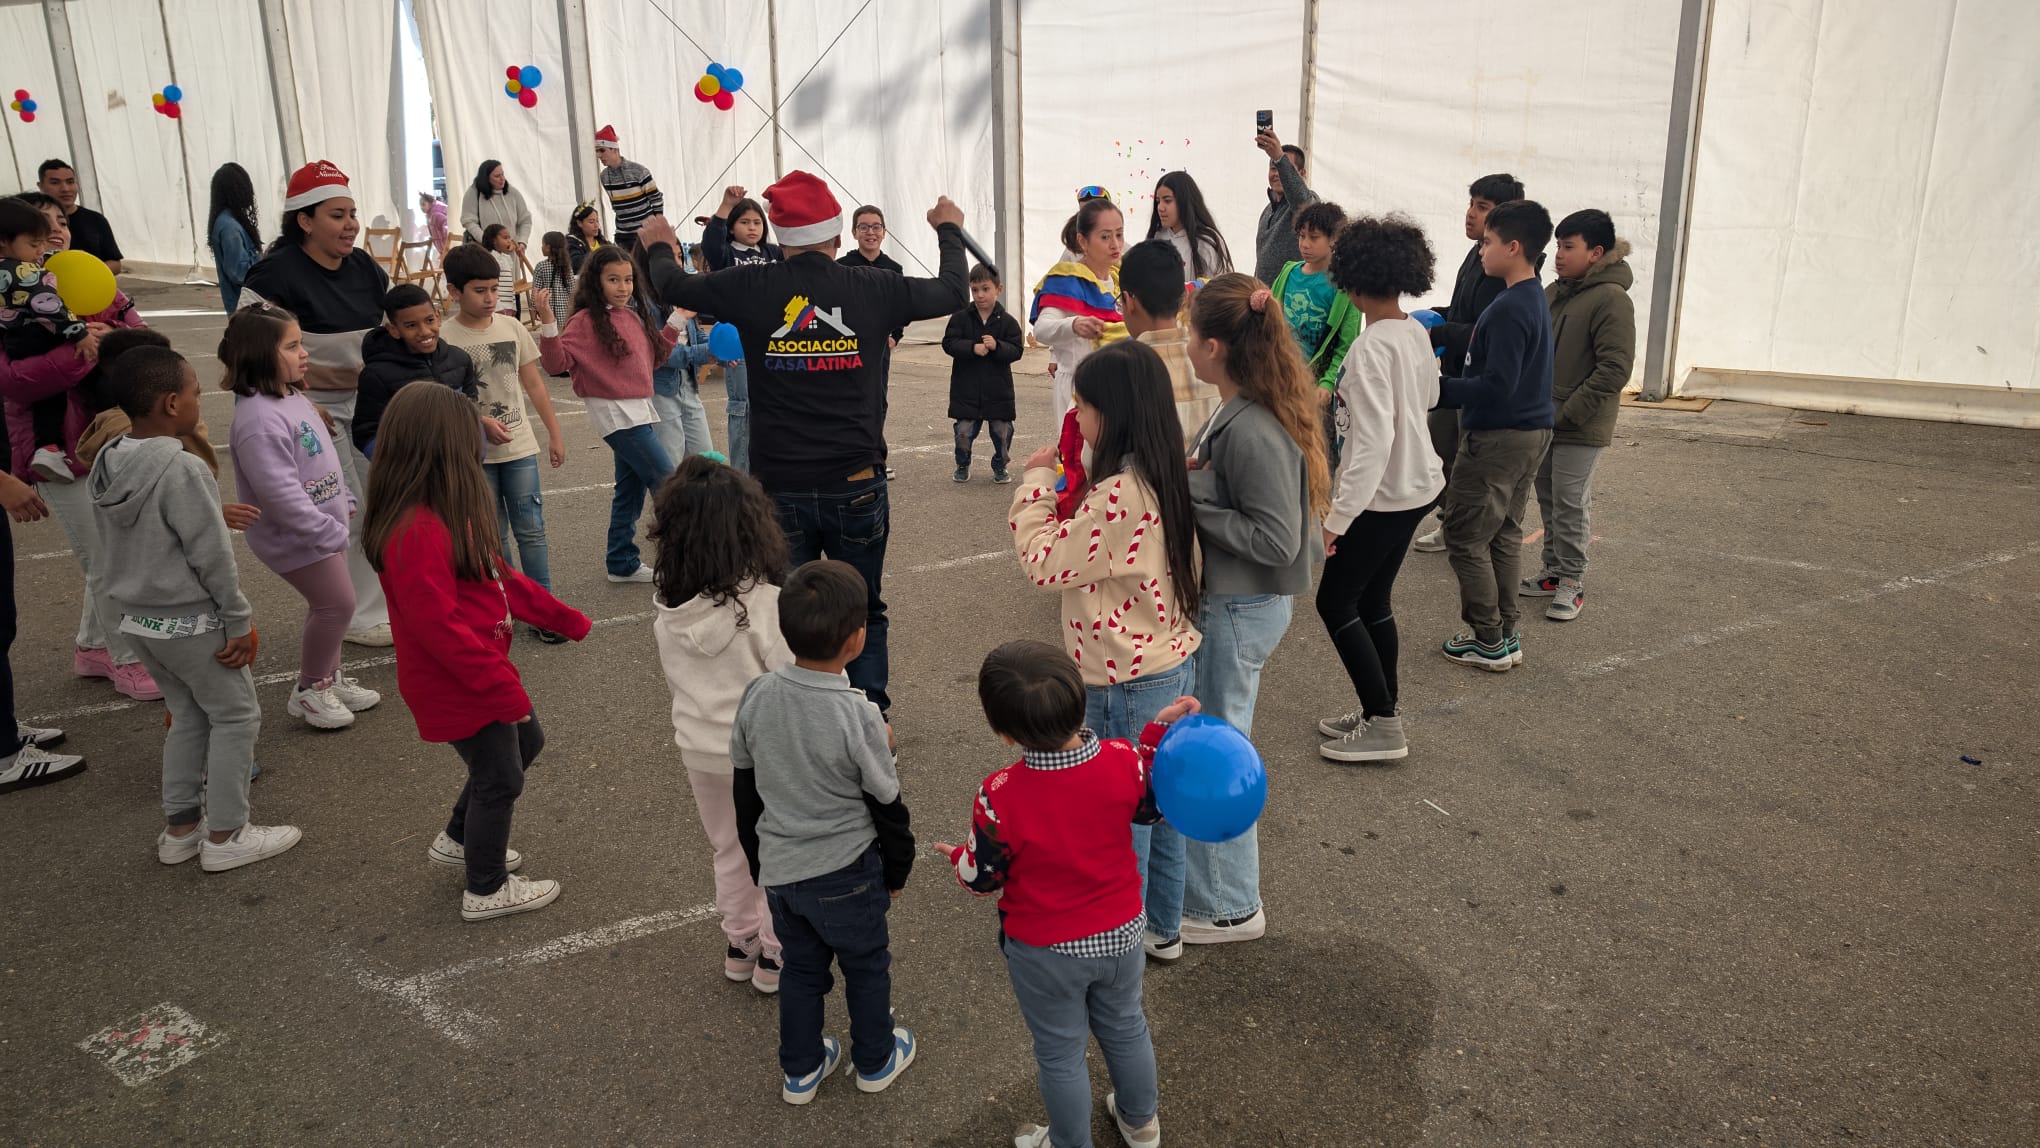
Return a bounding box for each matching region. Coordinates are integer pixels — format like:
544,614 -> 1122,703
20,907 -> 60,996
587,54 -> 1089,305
686,767 -> 779,956
278,554 -> 355,688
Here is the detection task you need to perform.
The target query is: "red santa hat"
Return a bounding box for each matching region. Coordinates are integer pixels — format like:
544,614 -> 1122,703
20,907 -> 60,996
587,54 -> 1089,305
283,160 -> 351,212
764,170 -> 842,246
594,124 -> 620,151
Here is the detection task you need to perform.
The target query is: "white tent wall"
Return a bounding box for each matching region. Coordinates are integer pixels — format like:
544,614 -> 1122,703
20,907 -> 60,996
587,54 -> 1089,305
163,0 -> 289,268
1312,0 -> 1682,374
414,0 -> 579,249
1019,1 -> 1304,292
1676,0 -> 2040,396
282,0 -> 404,233
583,0 -> 774,248
61,0 -> 196,267
1,6 -> 65,193
765,0 -> 994,279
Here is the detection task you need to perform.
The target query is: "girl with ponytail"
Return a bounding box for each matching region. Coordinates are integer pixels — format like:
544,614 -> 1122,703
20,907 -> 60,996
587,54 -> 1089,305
1174,271 -> 1329,946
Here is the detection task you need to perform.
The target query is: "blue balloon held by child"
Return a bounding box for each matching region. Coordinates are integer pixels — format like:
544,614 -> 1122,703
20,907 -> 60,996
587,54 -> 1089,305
1151,713 -> 1267,843
1410,308 -> 1444,330
708,322 -> 743,362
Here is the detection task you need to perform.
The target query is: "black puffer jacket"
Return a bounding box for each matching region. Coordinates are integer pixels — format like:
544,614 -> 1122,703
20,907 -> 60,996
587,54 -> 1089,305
355,327 -> 480,453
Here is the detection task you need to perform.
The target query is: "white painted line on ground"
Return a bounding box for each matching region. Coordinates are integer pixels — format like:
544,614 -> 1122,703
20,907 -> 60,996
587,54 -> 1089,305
1571,541 -> 2040,679
137,308 -> 227,318
1421,799 -> 1452,817
77,1003 -> 223,1086
26,655 -> 396,725
348,904 -> 718,1046
902,549 -> 1008,574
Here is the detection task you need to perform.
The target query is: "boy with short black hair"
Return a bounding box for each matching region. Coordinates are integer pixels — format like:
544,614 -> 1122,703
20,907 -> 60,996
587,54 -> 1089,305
733,559 -> 916,1105
942,263 -> 1023,483
88,347 -> 301,871
1523,208 -> 1634,621
934,638 -> 1191,1148
1274,200 -> 1362,406
1437,199 -> 1555,671
1120,238 -> 1219,441
354,283 -> 482,456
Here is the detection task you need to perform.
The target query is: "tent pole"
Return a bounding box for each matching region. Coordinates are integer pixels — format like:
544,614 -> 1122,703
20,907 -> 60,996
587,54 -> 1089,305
155,0 -> 205,272
555,0 -> 600,211
767,0 -> 784,177
257,0 -> 305,174
990,0 -> 1022,289
40,0 -> 99,207
1297,0 -> 1319,157
1641,0 -> 1714,401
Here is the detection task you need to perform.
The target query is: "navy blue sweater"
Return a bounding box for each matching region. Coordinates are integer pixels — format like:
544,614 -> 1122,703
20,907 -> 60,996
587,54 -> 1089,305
1439,278 -> 1555,432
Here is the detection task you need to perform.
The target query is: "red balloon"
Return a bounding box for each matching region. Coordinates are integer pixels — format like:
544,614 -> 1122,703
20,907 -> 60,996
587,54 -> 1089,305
694,80 -> 714,103
518,88 -> 537,108
164,102 -> 181,119
19,111 -> 33,124
506,65 -> 520,79
714,91 -> 734,111
12,89 -> 25,101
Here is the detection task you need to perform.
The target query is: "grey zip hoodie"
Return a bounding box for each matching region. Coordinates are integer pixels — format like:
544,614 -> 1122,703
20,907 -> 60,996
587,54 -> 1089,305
89,434 -> 253,637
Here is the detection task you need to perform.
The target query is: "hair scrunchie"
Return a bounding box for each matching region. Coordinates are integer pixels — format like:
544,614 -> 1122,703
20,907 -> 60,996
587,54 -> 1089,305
1249,287 -> 1272,314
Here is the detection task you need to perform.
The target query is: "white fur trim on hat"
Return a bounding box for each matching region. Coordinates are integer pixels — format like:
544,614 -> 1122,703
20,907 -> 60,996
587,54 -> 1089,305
774,215 -> 842,246
763,170 -> 843,246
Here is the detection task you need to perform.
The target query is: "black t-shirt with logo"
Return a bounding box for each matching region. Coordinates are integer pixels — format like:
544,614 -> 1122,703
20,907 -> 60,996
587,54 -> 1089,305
647,228 -> 966,491
65,206 -> 123,264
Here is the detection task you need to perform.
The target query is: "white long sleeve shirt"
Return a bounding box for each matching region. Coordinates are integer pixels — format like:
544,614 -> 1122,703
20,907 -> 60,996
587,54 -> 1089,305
1326,317 -> 1447,535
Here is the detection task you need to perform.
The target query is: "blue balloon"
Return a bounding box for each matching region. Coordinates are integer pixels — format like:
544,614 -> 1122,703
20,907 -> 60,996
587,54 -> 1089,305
707,322 -> 743,362
519,66 -> 541,89
706,62 -> 726,79
19,98 -> 34,112
1410,308 -> 1443,329
1151,714 -> 1267,843
162,84 -> 183,103
723,68 -> 744,92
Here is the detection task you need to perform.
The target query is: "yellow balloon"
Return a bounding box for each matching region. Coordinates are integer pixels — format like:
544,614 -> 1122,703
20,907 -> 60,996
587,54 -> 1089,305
152,92 -> 166,107
507,79 -> 522,93
45,250 -> 118,317
698,74 -> 721,96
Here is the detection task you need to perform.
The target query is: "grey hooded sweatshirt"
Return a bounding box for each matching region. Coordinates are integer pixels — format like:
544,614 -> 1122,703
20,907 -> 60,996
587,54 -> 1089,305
89,434 -> 253,637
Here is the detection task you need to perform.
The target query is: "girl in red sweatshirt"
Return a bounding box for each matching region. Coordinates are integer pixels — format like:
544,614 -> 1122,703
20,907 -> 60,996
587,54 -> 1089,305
362,381 -> 591,922
535,246 -> 678,583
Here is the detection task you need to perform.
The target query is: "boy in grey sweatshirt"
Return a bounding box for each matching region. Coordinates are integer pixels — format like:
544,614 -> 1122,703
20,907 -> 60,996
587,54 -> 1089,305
89,347 -> 301,873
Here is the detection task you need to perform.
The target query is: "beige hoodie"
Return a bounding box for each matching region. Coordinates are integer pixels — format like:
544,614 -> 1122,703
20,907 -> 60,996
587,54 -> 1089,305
652,580 -> 793,774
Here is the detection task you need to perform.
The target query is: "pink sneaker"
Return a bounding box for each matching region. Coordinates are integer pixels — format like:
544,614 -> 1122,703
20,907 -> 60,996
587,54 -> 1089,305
112,662 -> 163,702
74,646 -> 114,680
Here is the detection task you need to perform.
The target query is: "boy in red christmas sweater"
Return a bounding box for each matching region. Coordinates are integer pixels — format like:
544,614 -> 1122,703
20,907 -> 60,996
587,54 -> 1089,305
935,639 -> 1192,1148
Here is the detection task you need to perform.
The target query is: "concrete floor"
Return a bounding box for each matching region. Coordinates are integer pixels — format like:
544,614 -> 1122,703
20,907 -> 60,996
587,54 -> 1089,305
4,281 -> 2036,1147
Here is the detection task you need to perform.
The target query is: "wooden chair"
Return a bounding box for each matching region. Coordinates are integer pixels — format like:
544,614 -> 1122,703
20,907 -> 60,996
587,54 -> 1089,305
362,227 -> 404,281
395,240 -> 446,309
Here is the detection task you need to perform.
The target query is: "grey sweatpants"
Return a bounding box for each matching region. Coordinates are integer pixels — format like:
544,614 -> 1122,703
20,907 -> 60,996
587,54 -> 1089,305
1535,443 -> 1604,583
128,629 -> 261,832
1444,427 -> 1552,642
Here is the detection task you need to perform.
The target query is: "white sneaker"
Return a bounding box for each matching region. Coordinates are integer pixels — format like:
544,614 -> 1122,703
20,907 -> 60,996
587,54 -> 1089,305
462,873 -> 560,921
29,445 -> 73,483
1142,931 -> 1183,962
606,564 -> 654,583
344,623 -> 394,647
1179,908 -> 1267,945
1107,1093 -> 1162,1147
0,744 -> 86,794
286,680 -> 355,729
1412,524 -> 1446,553
157,821 -> 205,865
200,823 -> 303,872
328,675 -> 382,712
16,721 -> 65,748
426,830 -> 522,873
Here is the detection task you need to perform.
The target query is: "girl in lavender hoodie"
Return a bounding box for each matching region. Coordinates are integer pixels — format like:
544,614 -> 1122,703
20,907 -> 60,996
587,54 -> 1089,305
221,305 -> 382,730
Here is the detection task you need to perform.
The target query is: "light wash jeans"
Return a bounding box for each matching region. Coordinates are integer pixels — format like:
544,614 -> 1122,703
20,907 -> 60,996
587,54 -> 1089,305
723,359 -> 750,473
305,391 -> 390,632
38,477 -> 139,666
1534,443 -> 1604,583
1002,934 -> 1159,1148
1183,593 -> 1293,921
650,384 -> 715,464
484,455 -> 549,590
1088,658 -> 1196,942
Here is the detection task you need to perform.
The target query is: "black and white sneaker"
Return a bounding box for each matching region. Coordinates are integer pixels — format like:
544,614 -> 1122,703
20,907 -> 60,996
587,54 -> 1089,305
16,722 -> 65,749
0,744 -> 86,794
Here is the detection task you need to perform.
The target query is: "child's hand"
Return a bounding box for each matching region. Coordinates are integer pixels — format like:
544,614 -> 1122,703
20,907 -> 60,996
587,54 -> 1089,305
720,185 -> 748,210
1322,527 -> 1339,557
222,503 -> 262,531
1071,316 -> 1104,340
889,888 -> 902,900
973,339 -> 990,356
888,335 -> 897,349
216,632 -> 257,669
1155,695 -> 1201,725
481,417 -> 513,444
76,330 -> 102,362
1316,386 -> 1333,408
0,475 -> 49,523
548,437 -> 567,468
531,288 -> 552,325
932,842 -> 960,862
1024,444 -> 1058,471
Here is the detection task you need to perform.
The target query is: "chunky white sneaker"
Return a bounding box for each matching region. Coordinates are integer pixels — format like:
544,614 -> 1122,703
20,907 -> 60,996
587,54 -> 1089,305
426,830 -> 522,873
328,675 -> 382,712
1107,1092 -> 1162,1147
1180,908 -> 1266,945
0,744 -> 86,794
29,445 -> 73,483
462,873 -> 560,921
1142,931 -> 1183,961
157,822 -> 206,865
606,564 -> 655,583
200,823 -> 303,872
1411,524 -> 1447,553
287,680 -> 355,730
344,623 -> 394,647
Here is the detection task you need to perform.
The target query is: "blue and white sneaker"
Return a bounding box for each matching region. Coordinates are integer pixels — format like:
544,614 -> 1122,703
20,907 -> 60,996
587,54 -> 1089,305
855,1026 -> 918,1093
1442,631 -> 1512,672
782,1035 -> 844,1105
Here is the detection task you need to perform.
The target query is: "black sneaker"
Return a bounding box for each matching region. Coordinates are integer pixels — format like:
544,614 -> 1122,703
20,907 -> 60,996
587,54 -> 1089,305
952,467 -> 969,483
531,627 -> 569,645
992,469 -> 1013,484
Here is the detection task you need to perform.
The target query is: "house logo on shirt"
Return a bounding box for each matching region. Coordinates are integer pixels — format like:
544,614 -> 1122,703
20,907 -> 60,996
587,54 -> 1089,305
765,294 -> 862,372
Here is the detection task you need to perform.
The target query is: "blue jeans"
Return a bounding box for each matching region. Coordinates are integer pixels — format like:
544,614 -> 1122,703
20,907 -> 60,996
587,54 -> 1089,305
1086,659 -> 1196,941
953,418 -> 1014,472
766,848 -> 894,1077
723,358 -> 750,473
650,383 -> 715,464
1002,934 -> 1158,1147
1183,593 -> 1293,921
484,456 -> 550,590
774,472 -> 890,713
603,424 -> 673,576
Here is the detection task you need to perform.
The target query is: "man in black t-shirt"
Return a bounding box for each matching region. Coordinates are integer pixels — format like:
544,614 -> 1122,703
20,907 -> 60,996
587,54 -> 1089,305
637,173 -> 967,719
37,159 -> 123,274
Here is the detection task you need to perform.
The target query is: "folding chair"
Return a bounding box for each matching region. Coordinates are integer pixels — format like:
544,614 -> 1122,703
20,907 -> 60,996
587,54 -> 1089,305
362,227 -> 404,281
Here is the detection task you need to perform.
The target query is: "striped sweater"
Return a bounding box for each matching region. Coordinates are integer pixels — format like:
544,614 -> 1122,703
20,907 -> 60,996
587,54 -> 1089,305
239,246 -> 390,393
600,160 -> 664,240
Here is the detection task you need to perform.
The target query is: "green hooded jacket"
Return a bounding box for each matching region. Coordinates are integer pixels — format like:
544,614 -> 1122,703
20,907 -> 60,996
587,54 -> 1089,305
1545,241 -> 1636,447
1272,260 -> 1363,393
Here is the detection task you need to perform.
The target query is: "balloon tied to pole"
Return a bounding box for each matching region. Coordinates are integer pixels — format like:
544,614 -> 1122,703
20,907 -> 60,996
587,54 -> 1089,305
504,64 -> 542,109
695,63 -> 743,111
10,89 -> 37,124
151,84 -> 183,120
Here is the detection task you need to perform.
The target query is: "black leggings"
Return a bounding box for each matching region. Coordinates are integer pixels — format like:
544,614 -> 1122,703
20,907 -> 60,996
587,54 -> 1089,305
447,714 -> 546,895
1315,503 -> 1434,718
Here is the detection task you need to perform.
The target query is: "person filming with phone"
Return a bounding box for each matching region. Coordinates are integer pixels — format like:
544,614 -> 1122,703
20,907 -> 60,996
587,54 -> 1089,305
1253,111 -> 1320,284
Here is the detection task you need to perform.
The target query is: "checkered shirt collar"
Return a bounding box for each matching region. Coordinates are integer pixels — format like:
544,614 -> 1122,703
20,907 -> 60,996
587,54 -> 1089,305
1023,729 -> 1101,771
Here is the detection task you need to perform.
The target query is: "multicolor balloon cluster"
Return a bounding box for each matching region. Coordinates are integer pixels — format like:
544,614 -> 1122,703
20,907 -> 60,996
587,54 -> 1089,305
9,89 -> 36,124
151,84 -> 183,120
504,64 -> 542,109
695,63 -> 743,111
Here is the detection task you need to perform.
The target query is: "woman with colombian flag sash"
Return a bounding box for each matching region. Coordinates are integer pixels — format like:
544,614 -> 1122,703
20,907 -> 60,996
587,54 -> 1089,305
1031,197 -> 1128,518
